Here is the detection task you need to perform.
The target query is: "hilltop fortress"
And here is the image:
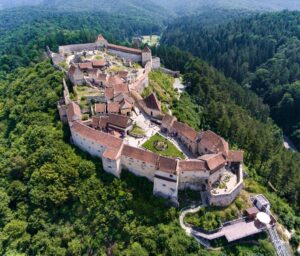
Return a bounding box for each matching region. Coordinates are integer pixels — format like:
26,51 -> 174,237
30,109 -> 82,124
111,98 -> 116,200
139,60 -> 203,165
54,35 -> 244,206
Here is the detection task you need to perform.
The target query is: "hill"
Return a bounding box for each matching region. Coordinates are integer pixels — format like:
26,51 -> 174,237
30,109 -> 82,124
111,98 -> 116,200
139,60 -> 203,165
161,10 -> 300,150
151,0 -> 300,15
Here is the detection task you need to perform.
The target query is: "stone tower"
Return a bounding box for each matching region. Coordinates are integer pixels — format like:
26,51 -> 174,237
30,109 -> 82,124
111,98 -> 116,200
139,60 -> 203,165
142,46 -> 152,66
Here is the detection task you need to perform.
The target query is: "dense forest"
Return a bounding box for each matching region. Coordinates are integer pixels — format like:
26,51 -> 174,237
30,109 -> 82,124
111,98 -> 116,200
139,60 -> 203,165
162,10 -> 300,149
0,7 -> 163,73
0,5 -> 299,254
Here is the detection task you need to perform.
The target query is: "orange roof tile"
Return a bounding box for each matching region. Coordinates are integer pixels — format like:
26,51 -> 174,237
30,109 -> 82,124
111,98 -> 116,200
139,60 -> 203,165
67,102 -> 82,122
199,153 -> 226,171
199,130 -> 229,156
103,147 -> 121,160
179,160 -> 207,172
105,87 -> 114,100
162,114 -> 177,128
228,150 -> 244,163
114,83 -> 129,94
158,156 -> 178,174
78,62 -> 93,70
95,103 -> 106,113
107,114 -> 131,129
72,121 -> 123,149
92,60 -> 106,68
107,102 -> 120,113
122,145 -> 158,165
172,121 -> 199,141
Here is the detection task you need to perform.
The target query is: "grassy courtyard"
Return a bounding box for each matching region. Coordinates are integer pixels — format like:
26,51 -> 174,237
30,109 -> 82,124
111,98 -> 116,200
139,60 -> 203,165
142,133 -> 185,159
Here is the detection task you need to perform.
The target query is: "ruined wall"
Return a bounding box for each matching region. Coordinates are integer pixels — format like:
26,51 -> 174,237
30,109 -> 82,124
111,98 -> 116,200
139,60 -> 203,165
108,49 -> 142,63
178,170 -> 210,190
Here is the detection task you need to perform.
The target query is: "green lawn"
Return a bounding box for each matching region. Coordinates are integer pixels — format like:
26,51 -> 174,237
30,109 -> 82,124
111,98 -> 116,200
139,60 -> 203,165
142,133 -> 185,159
131,124 -> 145,136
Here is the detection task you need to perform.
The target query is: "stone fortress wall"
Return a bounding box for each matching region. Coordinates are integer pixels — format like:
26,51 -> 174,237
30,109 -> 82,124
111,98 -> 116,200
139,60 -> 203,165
56,35 -> 244,207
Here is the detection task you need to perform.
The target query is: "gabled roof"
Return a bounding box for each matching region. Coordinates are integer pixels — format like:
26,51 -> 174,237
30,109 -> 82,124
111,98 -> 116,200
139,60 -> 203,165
107,102 -> 120,113
95,103 -> 106,113
107,114 -> 131,129
108,75 -> 124,87
72,121 -> 123,149
228,150 -> 244,163
103,147 -> 121,160
105,87 -> 114,100
122,145 -> 158,165
114,83 -> 129,95
67,102 -> 82,122
144,93 -> 161,111
199,153 -> 226,171
162,114 -> 177,128
158,156 -> 178,174
78,62 -> 93,70
172,121 -> 199,141
92,60 -> 106,68
179,160 -> 207,172
199,130 -> 229,156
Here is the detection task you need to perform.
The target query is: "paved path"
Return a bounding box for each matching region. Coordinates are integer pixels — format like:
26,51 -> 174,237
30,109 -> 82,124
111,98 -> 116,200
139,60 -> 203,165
179,204 -> 265,246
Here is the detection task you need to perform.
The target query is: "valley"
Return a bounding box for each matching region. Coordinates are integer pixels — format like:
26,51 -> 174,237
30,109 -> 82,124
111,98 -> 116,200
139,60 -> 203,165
0,1 -> 299,255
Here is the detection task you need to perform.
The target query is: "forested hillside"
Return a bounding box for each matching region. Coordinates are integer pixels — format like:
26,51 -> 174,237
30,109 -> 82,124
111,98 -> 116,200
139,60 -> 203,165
0,7 -> 162,73
162,10 -> 300,149
0,5 -> 299,254
154,45 -> 300,250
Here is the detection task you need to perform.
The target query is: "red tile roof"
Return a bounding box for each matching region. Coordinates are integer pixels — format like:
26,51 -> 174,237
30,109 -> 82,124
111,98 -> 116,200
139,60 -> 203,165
105,88 -> 114,100
103,147 -> 121,160
199,130 -> 229,156
107,114 -> 131,129
158,156 -> 178,174
122,145 -> 158,165
228,150 -> 244,163
108,43 -> 142,55
99,116 -> 109,129
95,103 -> 106,113
67,102 -> 82,122
114,83 -> 129,95
162,114 -> 177,128
107,75 -> 124,87
107,102 -> 120,113
199,153 -> 226,171
144,93 -> 161,111
172,121 -> 199,141
72,121 -> 123,149
78,62 -> 93,70
179,160 -> 207,172
92,60 -> 106,68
